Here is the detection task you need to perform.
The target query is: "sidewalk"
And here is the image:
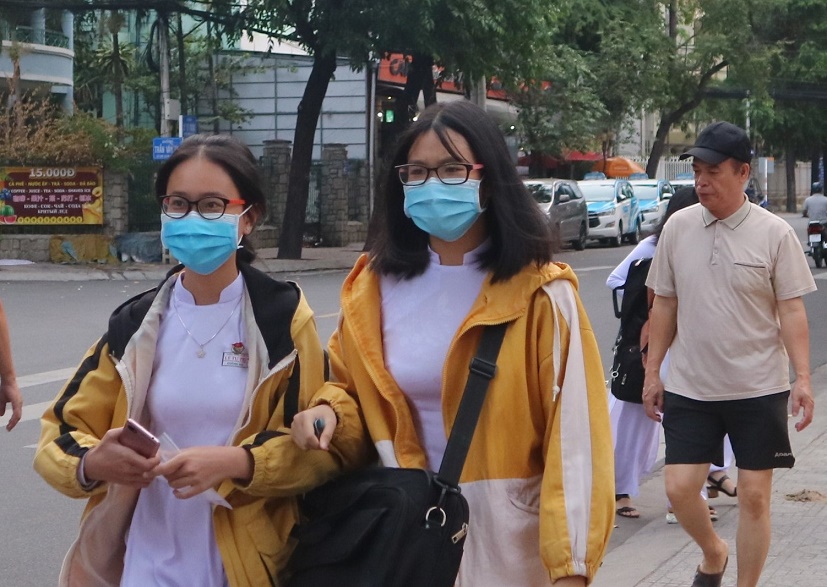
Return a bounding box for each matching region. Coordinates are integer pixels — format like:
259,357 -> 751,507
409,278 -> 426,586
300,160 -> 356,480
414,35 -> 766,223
593,363 -> 827,587
0,243 -> 367,282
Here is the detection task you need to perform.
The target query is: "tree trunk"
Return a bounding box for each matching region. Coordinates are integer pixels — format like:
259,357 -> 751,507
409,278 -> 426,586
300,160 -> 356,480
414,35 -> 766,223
207,21 -> 220,134
277,51 -> 338,259
112,31 -> 124,131
108,10 -> 125,132
6,40 -> 23,133
176,13 -> 187,115
393,53 -> 434,134
785,145 -> 797,212
646,113 -> 675,178
646,61 -> 729,177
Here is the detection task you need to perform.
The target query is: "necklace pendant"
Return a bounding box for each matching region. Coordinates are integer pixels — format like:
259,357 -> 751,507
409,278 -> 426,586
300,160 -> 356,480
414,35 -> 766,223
196,348 -> 206,358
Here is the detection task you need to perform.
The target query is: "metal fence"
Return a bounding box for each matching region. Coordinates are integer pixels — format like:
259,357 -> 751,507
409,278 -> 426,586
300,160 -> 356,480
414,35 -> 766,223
628,156 -> 693,181
1,25 -> 70,49
306,162 -> 324,224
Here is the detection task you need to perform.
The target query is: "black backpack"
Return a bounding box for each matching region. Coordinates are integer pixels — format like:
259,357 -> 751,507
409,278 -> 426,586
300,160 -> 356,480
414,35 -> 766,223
609,257 -> 652,403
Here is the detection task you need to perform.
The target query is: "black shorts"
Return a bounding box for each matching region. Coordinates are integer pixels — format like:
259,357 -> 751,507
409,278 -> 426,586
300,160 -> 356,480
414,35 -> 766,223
662,390 -> 794,470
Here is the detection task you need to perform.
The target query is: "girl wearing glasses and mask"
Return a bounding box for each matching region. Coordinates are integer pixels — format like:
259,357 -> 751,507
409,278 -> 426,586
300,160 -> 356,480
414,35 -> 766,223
34,134 -> 368,586
291,101 -> 614,585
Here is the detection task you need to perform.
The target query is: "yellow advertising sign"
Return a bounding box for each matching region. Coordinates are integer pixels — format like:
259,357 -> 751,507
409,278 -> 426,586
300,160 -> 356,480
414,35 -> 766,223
0,167 -> 104,225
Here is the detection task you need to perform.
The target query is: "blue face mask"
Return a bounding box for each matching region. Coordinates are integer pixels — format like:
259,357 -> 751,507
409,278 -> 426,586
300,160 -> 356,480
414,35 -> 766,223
160,209 -> 248,275
403,178 -> 484,242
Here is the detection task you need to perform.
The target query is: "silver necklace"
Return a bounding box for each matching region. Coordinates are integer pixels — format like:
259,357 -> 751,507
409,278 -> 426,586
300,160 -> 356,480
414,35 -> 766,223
172,291 -> 242,358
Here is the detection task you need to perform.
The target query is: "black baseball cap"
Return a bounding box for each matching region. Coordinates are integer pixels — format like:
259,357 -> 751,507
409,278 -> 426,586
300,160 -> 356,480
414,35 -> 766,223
679,121 -> 753,164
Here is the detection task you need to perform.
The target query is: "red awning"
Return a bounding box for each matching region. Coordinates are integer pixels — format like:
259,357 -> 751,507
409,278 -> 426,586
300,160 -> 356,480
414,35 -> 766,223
564,150 -> 603,161
517,154 -> 559,168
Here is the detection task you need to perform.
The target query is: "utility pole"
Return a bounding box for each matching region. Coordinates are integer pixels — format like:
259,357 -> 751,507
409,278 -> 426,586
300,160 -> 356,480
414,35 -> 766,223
158,11 -> 171,136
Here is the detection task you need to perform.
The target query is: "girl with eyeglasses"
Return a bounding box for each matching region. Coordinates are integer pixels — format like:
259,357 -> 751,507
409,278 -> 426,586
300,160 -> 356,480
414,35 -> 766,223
291,101 -> 615,586
34,134 -> 368,586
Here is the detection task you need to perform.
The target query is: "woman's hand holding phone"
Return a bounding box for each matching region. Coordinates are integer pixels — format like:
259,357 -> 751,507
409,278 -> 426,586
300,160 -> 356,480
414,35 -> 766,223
83,426 -> 161,488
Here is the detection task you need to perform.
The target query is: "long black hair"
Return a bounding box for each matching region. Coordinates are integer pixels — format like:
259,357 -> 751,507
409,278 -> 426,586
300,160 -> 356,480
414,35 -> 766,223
155,134 -> 266,262
654,186 -> 699,242
370,100 -> 553,282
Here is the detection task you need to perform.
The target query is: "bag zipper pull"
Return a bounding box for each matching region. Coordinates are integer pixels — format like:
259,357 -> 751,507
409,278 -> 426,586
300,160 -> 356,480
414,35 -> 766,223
451,523 -> 469,544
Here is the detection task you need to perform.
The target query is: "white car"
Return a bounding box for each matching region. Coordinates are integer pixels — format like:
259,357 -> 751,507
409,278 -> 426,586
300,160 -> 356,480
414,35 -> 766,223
628,179 -> 675,235
578,179 -> 642,247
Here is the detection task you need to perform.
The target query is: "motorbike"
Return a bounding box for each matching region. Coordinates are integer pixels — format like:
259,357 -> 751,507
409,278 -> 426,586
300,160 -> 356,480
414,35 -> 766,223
807,221 -> 826,268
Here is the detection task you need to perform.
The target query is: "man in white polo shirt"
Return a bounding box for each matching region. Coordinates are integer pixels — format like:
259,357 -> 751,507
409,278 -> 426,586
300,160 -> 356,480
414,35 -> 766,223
642,121 -> 816,587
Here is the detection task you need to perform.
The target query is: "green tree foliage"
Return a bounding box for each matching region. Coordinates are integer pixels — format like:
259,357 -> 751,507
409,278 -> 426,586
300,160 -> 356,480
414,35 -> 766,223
510,46 -> 606,175
641,0 -> 769,176
745,0 -> 827,210
0,95 -> 151,168
209,0 -> 557,257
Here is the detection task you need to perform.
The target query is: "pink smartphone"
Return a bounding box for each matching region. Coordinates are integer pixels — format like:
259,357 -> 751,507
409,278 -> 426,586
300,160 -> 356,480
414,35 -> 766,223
120,418 -> 160,458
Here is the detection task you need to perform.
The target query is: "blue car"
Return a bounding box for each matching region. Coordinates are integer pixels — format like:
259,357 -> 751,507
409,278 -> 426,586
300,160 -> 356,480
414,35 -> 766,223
628,179 -> 675,236
577,179 -> 642,247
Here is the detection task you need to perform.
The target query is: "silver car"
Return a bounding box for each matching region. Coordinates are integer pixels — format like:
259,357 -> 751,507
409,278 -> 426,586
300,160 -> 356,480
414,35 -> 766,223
524,179 -> 589,250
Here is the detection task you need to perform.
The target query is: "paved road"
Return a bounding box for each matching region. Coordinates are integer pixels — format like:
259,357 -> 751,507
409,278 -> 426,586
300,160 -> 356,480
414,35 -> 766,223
0,211 -> 823,585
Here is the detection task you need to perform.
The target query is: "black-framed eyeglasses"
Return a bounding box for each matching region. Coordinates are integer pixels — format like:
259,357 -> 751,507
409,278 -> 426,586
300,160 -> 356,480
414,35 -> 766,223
395,163 -> 484,186
159,195 -> 246,220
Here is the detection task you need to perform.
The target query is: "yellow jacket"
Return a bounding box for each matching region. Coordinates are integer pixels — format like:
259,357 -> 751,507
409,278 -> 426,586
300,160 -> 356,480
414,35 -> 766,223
324,255 -> 615,585
33,264 -> 369,587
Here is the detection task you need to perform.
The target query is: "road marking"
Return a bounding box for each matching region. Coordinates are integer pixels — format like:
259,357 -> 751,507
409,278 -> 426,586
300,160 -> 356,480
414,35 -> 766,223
315,312 -> 340,319
0,367 -> 76,427
15,401 -> 56,424
815,272 -> 827,280
18,368 -> 76,389
572,265 -> 615,273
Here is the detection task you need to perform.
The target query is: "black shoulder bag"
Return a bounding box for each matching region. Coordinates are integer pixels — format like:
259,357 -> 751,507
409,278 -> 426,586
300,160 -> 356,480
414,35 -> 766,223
610,257 -> 652,403
282,323 -> 508,587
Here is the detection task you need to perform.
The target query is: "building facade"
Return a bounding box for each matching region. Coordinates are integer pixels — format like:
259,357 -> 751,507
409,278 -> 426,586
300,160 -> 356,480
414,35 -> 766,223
0,7 -> 74,111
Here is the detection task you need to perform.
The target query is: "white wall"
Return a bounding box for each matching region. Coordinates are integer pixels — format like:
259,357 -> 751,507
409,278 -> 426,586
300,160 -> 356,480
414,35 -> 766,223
207,51 -> 368,160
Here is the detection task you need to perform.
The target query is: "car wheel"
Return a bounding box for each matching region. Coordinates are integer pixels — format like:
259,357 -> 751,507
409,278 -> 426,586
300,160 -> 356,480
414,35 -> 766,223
610,223 -> 622,247
571,224 -> 587,251
627,219 -> 642,245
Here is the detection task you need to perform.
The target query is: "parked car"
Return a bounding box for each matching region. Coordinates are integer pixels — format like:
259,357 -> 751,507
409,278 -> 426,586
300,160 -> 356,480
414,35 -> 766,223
669,172 -> 694,192
628,179 -> 675,235
672,173 -> 767,207
577,179 -> 642,247
523,178 -> 589,250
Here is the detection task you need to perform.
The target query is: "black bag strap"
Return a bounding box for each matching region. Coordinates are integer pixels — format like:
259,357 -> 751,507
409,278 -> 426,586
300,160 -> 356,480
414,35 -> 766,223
282,323 -> 508,487
436,322 -> 508,487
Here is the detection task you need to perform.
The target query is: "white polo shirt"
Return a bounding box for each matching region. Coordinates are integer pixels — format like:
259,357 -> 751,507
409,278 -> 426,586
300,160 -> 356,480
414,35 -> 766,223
647,198 -> 816,401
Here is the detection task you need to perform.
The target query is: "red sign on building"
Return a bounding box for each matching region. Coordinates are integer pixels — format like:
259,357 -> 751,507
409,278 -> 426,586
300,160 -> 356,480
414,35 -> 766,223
378,54 -> 508,101
0,166 -> 104,225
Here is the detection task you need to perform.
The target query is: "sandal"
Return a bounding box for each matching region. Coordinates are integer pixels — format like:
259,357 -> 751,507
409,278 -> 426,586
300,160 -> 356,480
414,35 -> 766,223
616,506 -> 640,519
691,556 -> 728,587
707,474 -> 737,498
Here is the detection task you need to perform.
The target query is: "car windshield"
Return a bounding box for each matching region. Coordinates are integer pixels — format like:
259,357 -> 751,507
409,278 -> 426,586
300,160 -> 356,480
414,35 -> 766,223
525,183 -> 552,204
630,184 -> 658,199
579,184 -> 615,202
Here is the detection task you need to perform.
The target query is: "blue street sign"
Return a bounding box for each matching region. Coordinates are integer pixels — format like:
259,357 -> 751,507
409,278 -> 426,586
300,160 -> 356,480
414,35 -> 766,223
152,137 -> 183,161
180,115 -> 198,138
